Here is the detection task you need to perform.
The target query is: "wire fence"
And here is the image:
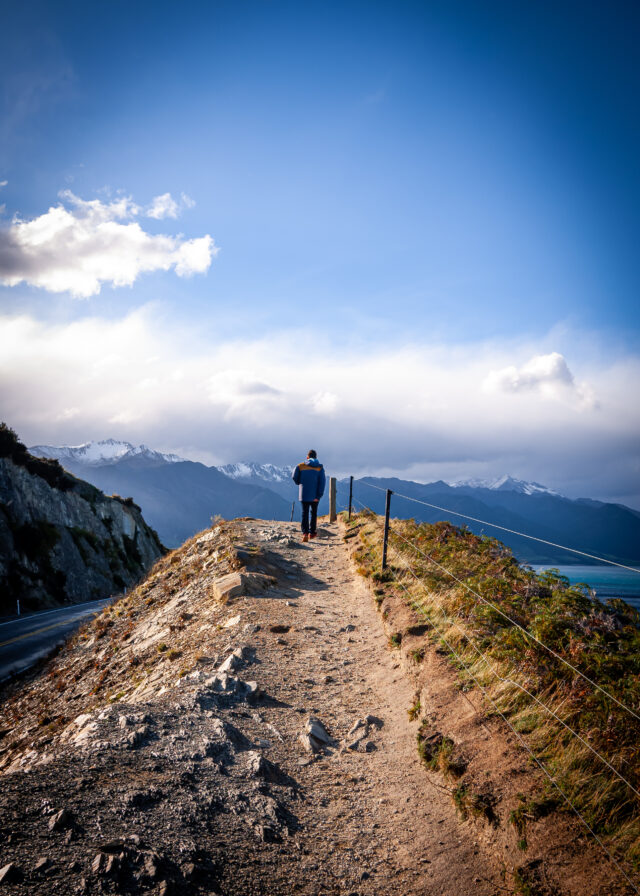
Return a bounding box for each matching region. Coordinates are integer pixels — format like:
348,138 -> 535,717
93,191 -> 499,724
355,480 -> 640,721
346,490 -> 640,894
357,479 -> 640,574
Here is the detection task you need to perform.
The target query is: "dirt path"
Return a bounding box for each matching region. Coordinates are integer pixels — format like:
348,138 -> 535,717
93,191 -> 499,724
236,520 -> 501,895
0,519 -> 507,896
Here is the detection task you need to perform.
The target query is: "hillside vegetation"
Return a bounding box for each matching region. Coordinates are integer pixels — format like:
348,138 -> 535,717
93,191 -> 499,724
348,511 -> 640,877
344,477 -> 640,566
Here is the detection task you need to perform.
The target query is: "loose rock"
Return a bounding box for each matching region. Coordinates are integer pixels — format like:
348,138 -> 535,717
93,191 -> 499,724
34,857 -> 52,874
48,807 -> 73,831
299,716 -> 335,753
0,863 -> 23,884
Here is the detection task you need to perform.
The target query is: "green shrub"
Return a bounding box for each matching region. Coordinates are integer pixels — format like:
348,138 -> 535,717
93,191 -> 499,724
0,423 -> 73,490
69,527 -> 100,562
122,534 -> 142,573
350,510 -> 640,868
14,520 -> 60,561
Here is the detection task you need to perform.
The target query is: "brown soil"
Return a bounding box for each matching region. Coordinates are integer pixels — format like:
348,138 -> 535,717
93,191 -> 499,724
0,519 -> 632,895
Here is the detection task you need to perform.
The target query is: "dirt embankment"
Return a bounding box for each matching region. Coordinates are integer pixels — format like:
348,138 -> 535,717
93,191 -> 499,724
0,519 -> 630,895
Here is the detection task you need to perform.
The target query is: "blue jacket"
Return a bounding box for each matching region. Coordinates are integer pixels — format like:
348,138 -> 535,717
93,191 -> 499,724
293,458 -> 326,502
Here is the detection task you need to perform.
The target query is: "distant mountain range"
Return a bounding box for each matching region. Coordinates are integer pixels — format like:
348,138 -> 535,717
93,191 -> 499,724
341,476 -> 640,566
31,441 -> 295,548
30,440 -> 640,566
218,461 -> 294,483
31,439 -> 185,467
449,475 -> 561,497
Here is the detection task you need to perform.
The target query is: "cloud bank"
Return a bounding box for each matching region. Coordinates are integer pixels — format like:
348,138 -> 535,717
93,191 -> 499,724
0,191 -> 216,297
1,308 -> 638,507
483,351 -> 597,409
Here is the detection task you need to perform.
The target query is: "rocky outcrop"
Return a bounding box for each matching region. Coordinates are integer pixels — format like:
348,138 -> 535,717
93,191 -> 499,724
0,452 -> 165,615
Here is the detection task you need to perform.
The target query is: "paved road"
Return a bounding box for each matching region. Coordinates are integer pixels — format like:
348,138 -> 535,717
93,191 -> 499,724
0,600 -> 111,682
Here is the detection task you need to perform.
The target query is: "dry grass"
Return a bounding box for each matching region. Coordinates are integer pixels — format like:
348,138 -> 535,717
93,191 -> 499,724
0,520 -> 243,771
348,510 -> 640,872
407,694 -> 421,721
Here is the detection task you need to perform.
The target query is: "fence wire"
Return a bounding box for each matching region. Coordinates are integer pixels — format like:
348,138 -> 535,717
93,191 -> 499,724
346,499 -> 640,894
387,528 -> 640,801
357,479 -> 640,574
352,485 -> 640,724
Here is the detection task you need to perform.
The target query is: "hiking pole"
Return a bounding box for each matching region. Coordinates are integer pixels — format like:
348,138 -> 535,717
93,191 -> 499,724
329,477 -> 337,522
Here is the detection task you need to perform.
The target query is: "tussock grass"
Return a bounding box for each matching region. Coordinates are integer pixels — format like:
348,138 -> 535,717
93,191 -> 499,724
407,694 -> 421,720
350,511 -> 640,871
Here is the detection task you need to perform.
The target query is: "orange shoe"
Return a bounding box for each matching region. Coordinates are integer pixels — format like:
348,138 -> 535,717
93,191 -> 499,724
309,533 -> 317,540
302,534 -> 309,543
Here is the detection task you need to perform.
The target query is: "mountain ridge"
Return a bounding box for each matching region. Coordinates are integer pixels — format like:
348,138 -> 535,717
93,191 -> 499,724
31,441 -> 565,498
0,426 -> 164,615
449,474 -> 561,496
28,443 -> 294,548
28,439 -> 640,566
31,438 -> 184,467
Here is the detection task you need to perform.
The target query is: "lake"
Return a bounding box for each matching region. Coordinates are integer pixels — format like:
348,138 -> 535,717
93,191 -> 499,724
532,564 -> 640,612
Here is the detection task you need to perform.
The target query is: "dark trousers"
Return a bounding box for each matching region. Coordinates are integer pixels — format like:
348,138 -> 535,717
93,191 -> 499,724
301,501 -> 318,535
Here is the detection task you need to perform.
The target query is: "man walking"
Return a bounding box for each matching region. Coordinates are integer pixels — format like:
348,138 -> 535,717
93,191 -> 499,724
292,450 -> 326,542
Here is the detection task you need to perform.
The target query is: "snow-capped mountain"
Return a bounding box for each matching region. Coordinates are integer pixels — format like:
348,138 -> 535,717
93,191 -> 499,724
30,439 -> 184,467
449,475 -> 561,497
27,440 -> 292,547
217,462 -> 294,483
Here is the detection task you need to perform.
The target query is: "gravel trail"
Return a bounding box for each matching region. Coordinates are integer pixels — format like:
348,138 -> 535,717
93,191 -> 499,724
232,520 -> 500,895
0,519 -> 501,895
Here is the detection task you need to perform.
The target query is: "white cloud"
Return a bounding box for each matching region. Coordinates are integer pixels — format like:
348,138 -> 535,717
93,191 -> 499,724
208,370 -> 284,422
0,310 -> 638,505
0,180 -> 7,188
146,192 -> 196,219
174,236 -> 214,276
0,190 -> 217,297
147,192 -> 179,219
312,391 -> 338,415
484,351 -> 573,392
483,352 -> 597,408
57,407 -> 80,421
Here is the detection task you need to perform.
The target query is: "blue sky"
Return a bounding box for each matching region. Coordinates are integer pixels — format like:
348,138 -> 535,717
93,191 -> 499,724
1,0 -> 639,506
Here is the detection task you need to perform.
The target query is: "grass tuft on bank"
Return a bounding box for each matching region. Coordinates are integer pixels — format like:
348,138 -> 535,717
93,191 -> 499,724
346,510 -> 640,872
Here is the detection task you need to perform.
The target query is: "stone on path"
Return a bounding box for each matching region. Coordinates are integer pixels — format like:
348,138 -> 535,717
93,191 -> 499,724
212,572 -> 244,602
48,808 -> 73,831
0,863 -> 23,884
34,858 -> 53,873
217,645 -> 253,674
299,716 -> 335,753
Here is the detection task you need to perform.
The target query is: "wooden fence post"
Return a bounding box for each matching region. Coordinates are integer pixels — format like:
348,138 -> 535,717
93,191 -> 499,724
329,477 -> 337,522
381,489 -> 392,570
